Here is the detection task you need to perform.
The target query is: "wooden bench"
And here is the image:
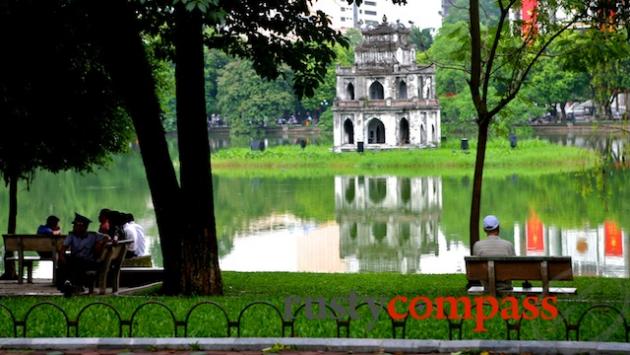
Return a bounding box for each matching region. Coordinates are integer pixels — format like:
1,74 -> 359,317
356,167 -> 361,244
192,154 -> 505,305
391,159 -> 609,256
122,255 -> 153,267
465,256 -> 576,296
88,239 -> 132,295
3,234 -> 65,284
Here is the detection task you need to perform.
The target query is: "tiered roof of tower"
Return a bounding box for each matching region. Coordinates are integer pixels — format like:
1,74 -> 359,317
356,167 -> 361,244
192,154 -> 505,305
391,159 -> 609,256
354,15 -> 416,67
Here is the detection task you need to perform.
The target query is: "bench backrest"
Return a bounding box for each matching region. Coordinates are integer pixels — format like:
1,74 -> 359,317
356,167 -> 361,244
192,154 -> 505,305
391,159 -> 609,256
3,234 -> 65,253
465,256 -> 573,281
98,239 -> 131,263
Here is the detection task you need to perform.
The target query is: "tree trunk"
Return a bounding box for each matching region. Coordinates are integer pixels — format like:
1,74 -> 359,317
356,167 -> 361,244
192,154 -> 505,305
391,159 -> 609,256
560,102 -> 567,122
87,0 -> 184,294
625,90 -> 630,119
469,118 -> 489,250
175,4 -> 223,295
8,174 -> 17,234
0,173 -> 18,279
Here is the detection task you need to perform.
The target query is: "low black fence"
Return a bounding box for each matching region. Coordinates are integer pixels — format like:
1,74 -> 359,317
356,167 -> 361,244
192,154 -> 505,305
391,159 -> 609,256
0,301 -> 628,341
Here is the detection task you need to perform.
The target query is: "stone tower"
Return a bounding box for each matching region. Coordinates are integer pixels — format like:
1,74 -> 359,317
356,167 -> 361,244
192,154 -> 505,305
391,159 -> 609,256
332,17 -> 441,152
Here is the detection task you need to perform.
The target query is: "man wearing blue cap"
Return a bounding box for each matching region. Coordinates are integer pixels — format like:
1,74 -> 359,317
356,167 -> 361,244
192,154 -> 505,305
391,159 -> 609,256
473,215 -> 515,290
57,213 -> 109,296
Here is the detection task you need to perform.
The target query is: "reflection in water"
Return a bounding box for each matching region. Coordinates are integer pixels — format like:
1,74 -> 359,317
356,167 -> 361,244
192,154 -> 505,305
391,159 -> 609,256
6,132 -> 630,278
537,132 -> 630,166
336,176 -> 448,273
513,211 -> 629,277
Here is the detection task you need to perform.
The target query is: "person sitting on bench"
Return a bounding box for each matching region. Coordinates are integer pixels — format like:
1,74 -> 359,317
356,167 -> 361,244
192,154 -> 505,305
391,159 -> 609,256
472,215 -> 515,291
122,213 -> 145,258
56,213 -> 109,296
35,215 -> 62,258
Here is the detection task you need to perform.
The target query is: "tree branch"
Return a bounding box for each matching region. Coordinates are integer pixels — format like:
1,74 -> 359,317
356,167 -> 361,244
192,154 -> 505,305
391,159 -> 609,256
488,17 -> 581,118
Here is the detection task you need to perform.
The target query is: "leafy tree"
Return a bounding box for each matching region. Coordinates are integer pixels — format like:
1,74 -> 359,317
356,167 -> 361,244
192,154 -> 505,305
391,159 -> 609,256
82,0 -> 348,295
205,49 -> 231,116
442,0 -> 500,26
0,0 -> 133,278
429,20 -> 543,137
557,29 -> 630,119
217,59 -> 295,134
300,39 -> 357,128
525,49 -> 590,121
463,0 -> 590,247
410,27 -> 434,52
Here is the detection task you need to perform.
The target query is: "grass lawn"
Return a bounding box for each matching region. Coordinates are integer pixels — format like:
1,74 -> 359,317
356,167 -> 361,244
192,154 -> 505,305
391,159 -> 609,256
210,139 -> 601,178
2,272 -> 629,341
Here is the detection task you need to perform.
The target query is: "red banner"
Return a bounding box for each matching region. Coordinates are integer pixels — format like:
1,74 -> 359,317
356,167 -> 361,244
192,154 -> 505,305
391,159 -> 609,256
527,210 -> 544,251
605,220 -> 623,256
522,0 -> 538,37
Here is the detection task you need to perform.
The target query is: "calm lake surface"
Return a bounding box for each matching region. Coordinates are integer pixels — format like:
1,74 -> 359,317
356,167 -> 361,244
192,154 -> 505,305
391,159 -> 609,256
2,131 -> 629,278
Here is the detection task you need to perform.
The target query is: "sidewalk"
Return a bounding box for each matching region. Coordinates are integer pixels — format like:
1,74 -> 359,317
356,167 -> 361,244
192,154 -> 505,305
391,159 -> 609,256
1,338 -> 630,354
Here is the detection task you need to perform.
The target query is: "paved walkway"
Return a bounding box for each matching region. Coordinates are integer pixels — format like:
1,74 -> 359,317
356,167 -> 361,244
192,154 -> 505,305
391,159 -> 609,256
1,338 -> 629,354
0,279 -> 143,296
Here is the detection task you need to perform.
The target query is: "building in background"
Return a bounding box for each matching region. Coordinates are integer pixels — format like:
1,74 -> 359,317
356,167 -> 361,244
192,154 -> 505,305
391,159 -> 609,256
310,0 -> 441,32
440,0 -> 454,21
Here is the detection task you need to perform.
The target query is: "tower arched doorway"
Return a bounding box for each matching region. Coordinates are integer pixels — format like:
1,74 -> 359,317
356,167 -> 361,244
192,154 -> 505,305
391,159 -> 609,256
343,119 -> 354,144
399,118 -> 409,145
368,118 -> 386,144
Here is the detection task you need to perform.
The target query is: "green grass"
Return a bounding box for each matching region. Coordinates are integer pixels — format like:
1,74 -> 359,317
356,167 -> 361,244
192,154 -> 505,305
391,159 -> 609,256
2,272 -> 629,341
210,139 -> 601,178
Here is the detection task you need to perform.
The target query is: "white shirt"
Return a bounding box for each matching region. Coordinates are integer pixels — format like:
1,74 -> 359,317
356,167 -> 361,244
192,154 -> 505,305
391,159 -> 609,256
123,222 -> 146,256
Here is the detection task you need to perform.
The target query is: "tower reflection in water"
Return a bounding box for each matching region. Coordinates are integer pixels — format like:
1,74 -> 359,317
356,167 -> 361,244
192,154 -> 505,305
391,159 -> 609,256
335,175 -> 467,274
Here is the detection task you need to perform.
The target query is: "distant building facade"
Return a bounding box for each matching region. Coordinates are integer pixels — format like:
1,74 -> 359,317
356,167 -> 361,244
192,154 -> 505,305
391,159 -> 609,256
332,18 -> 441,152
309,0 -> 381,31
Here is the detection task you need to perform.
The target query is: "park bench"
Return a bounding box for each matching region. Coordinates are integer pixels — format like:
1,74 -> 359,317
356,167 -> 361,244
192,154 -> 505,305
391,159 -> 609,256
465,256 -> 577,296
122,254 -> 152,267
87,239 -> 132,295
2,234 -> 65,284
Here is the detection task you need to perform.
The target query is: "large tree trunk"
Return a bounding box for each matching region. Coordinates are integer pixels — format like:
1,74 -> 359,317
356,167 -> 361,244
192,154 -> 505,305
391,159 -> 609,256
1,173 -> 18,279
469,118 -> 489,250
87,0 -> 184,294
175,4 -> 223,295
8,174 -> 17,234
560,102 -> 567,122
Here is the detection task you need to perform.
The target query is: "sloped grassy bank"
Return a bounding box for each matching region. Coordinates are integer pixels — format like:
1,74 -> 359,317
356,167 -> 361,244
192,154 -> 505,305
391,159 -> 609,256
210,139 -> 601,178
2,273 -> 629,341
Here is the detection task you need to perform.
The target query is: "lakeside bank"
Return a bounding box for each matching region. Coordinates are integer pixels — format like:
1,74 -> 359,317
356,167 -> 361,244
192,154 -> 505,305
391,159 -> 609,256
210,139 -> 601,177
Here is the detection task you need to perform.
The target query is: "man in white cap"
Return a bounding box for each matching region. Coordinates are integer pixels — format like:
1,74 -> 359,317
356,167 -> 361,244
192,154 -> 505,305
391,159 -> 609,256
473,215 -> 515,290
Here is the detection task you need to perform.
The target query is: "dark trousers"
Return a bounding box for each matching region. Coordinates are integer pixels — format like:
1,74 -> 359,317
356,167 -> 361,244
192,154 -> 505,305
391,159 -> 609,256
56,256 -> 100,290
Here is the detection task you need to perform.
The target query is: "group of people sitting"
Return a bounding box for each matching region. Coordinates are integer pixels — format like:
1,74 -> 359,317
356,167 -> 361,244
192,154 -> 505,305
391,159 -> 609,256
37,209 -> 146,297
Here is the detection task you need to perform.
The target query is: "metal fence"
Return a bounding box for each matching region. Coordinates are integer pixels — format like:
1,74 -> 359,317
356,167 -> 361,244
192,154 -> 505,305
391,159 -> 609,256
0,301 -> 628,341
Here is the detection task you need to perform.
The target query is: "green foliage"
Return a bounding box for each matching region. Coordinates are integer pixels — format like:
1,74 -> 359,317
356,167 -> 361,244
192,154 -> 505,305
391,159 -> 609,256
146,39 -> 177,131
317,109 -> 334,132
429,22 -> 544,133
557,29 -> 630,119
0,0 -> 133,183
443,0 -> 500,26
300,30 -> 361,132
211,140 -> 600,177
216,59 -> 295,135
523,43 -> 590,121
410,27 -> 433,52
204,48 -> 231,115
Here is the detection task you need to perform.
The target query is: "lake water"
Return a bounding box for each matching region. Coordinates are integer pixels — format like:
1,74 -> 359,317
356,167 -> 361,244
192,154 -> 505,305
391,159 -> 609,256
2,131 -> 629,278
